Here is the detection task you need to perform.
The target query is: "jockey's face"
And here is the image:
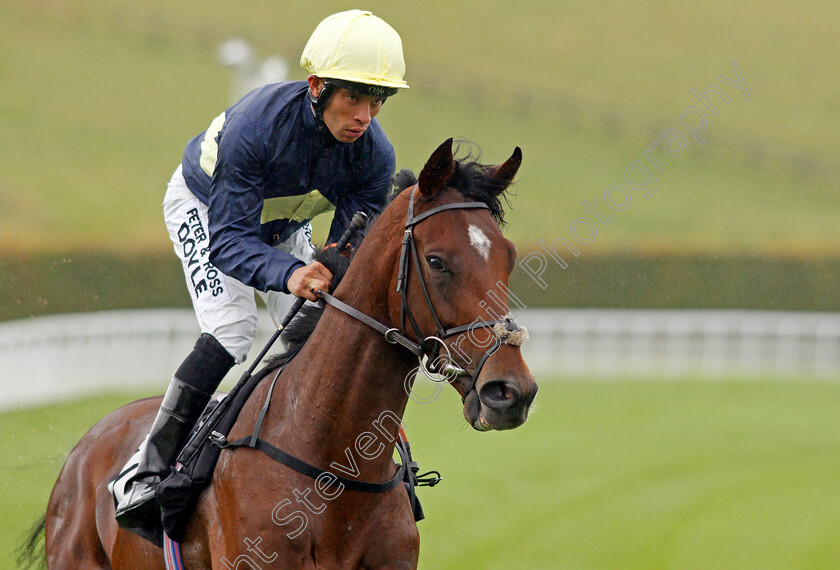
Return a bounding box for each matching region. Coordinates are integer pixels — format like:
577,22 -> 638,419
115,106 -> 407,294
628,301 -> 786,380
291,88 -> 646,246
308,76 -> 385,143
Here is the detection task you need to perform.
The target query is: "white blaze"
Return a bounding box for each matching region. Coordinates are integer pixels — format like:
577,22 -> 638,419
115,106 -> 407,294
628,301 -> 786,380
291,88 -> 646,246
468,225 -> 491,261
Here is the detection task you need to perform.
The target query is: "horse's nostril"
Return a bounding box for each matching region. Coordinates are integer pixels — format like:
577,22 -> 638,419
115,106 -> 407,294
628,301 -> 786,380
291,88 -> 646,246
526,383 -> 538,406
478,380 -> 519,410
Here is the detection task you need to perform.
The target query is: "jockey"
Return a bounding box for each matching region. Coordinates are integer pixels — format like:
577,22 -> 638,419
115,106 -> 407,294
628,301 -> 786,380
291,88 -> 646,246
115,9 -> 409,527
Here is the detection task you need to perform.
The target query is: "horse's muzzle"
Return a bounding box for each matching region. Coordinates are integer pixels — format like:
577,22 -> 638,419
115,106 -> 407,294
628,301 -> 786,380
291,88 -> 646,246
464,377 -> 537,431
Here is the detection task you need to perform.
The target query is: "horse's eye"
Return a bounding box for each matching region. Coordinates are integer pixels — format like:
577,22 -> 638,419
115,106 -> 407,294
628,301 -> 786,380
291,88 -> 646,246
426,256 -> 446,272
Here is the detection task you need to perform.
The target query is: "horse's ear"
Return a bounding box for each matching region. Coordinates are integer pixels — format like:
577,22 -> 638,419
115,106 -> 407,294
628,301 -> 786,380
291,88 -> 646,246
418,138 -> 455,197
487,146 -> 522,186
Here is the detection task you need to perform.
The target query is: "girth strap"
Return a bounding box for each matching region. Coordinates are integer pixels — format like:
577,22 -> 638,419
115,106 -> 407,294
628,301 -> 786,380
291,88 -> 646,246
213,435 -> 406,494
210,370 -> 406,494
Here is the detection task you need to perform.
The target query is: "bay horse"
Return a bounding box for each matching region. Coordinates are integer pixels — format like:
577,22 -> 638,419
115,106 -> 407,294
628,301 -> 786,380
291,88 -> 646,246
39,139 -> 537,568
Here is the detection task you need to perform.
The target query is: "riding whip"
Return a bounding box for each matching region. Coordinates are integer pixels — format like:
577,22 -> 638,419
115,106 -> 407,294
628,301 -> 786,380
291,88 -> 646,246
177,211 -> 369,467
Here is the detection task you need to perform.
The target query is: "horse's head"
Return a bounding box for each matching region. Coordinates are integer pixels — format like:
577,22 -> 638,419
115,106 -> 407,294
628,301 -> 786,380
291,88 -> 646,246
381,139 -> 538,431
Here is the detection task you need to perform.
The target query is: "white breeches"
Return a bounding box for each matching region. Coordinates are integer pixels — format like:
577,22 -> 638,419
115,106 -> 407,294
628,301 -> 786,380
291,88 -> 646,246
162,165 -> 316,363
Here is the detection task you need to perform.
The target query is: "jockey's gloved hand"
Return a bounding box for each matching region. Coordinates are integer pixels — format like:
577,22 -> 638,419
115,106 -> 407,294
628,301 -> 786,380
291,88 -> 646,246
287,261 -> 333,301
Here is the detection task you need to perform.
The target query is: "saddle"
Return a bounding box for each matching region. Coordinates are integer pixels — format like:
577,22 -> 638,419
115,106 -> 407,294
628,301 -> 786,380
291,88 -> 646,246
116,360 -> 435,546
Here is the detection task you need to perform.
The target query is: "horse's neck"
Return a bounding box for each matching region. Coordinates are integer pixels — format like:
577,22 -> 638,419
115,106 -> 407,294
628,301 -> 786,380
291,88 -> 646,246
265,304 -> 418,481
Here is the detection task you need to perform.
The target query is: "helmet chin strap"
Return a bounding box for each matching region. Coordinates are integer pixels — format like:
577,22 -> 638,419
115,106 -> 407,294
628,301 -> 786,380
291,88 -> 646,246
307,82 -> 338,129
307,78 -> 396,130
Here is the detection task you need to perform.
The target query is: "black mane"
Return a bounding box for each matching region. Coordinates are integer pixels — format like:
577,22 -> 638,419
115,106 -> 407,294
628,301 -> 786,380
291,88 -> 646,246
394,142 -> 513,226
264,245 -> 352,368
265,142 -> 512,367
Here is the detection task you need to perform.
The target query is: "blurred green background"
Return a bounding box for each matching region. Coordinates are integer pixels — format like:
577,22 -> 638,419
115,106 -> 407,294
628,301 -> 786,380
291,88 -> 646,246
2,1 -> 839,568
1,0 -> 838,318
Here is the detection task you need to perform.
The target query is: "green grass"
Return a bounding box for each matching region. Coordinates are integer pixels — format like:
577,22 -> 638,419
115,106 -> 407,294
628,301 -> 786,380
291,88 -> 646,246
1,1 -> 838,253
0,391 -> 157,567
4,378 -> 840,568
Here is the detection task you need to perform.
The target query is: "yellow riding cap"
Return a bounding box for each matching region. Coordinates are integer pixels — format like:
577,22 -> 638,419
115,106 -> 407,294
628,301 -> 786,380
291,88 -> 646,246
300,10 -> 409,90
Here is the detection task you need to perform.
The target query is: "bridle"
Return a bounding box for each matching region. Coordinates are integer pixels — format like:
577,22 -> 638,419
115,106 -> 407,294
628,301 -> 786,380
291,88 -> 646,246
207,186 -> 527,496
317,186 -> 526,401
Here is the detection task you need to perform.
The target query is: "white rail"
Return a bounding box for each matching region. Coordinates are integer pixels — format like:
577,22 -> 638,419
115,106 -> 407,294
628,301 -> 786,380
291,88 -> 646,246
1,309 -> 838,410
522,309 -> 840,380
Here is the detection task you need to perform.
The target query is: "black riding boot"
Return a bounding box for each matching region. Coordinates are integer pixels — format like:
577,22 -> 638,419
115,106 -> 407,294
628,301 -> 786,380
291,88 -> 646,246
114,333 -> 234,528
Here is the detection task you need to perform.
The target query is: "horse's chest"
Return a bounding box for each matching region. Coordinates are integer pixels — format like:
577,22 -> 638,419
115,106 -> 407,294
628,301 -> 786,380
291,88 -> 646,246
201,480 -> 419,569
306,504 -> 418,568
